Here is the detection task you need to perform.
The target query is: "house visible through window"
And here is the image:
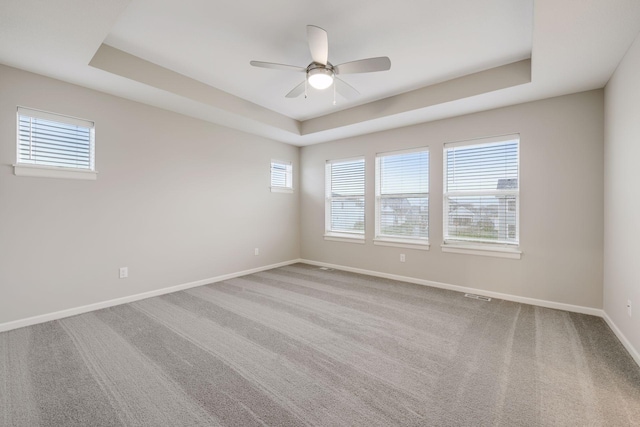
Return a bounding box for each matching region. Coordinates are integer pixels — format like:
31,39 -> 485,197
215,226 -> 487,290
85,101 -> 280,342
443,135 -> 519,248
270,160 -> 293,192
15,107 -> 96,180
325,157 -> 365,242
375,148 -> 429,248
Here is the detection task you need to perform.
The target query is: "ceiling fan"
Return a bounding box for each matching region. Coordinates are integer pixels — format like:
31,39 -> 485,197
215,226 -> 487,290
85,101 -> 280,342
250,25 -> 391,101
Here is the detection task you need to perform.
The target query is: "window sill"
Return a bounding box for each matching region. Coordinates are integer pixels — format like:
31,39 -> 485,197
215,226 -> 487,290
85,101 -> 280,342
441,243 -> 521,259
14,164 -> 97,180
374,238 -> 430,250
270,187 -> 293,193
324,233 -> 365,244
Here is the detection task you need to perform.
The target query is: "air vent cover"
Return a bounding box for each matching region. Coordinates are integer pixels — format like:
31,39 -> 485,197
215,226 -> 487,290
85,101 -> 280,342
464,293 -> 492,302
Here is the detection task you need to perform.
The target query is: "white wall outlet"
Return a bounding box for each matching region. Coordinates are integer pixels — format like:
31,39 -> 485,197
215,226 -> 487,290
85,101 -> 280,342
628,300 -> 632,317
400,254 -> 406,263
254,248 -> 260,256
119,267 -> 128,279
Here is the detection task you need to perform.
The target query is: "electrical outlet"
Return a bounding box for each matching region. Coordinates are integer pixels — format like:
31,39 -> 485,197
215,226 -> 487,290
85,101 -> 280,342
119,267 -> 128,279
400,254 -> 406,263
628,300 -> 632,317
254,248 -> 260,256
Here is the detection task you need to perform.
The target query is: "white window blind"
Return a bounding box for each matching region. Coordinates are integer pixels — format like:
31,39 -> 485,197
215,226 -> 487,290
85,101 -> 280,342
375,148 -> 429,243
443,135 -> 519,246
17,107 -> 95,171
325,157 -> 365,238
271,160 -> 292,191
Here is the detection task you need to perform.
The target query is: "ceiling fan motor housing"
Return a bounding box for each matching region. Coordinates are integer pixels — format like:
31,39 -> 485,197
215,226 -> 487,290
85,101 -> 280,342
307,63 -> 335,89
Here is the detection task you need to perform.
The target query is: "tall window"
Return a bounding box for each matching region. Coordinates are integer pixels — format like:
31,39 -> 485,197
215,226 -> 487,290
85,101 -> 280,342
325,157 -> 365,241
443,135 -> 519,248
15,107 -> 96,180
270,160 -> 293,192
375,148 -> 429,247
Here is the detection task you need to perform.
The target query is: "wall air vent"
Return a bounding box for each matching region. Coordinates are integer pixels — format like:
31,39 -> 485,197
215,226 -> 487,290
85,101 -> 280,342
464,293 -> 492,302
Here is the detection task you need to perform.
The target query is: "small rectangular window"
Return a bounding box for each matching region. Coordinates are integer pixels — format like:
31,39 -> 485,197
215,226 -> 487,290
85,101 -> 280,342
15,107 -> 96,180
270,160 -> 293,192
325,157 -> 365,242
375,148 -> 429,248
443,134 -> 520,251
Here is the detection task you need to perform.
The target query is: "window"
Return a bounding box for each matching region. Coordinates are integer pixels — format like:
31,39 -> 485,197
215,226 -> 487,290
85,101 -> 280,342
270,160 -> 293,192
443,134 -> 520,258
325,157 -> 365,243
375,148 -> 429,249
14,107 -> 96,180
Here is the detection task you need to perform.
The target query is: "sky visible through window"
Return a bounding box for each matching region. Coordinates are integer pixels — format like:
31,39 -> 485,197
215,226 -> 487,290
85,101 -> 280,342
18,115 -> 93,170
380,151 -> 428,195
446,141 -> 519,193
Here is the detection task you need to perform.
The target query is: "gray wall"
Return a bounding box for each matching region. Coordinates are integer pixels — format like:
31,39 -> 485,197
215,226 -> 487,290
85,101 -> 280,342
301,90 -> 604,309
604,33 -> 640,355
0,65 -> 300,324
0,64 -> 610,326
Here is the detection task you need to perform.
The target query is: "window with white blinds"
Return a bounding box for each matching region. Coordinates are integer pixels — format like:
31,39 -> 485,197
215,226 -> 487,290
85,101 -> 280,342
375,148 -> 429,246
443,135 -> 519,247
270,160 -> 292,192
325,157 -> 365,241
17,107 -> 95,171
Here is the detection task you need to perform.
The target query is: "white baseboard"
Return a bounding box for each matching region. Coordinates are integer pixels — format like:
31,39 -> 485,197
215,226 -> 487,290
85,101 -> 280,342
299,259 -> 603,316
602,312 -> 640,368
4,257 -> 638,370
0,259 -> 302,333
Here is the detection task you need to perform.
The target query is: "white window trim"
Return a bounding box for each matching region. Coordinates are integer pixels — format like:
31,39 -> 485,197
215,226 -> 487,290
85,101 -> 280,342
441,242 -> 522,259
13,163 -> 97,180
442,134 -> 520,257
373,237 -> 429,250
375,146 -> 429,248
15,107 -> 97,180
324,233 -> 366,244
325,156 -> 366,241
270,186 -> 294,193
270,159 -> 293,192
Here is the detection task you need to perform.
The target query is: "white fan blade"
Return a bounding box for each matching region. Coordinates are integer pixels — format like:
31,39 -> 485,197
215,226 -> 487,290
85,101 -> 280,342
307,25 -> 328,65
250,61 -> 305,72
335,77 -> 360,99
285,81 -> 306,98
335,57 -> 391,74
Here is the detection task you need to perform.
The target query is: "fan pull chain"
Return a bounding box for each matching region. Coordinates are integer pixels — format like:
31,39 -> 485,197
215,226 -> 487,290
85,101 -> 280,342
304,78 -> 308,99
333,82 -> 337,105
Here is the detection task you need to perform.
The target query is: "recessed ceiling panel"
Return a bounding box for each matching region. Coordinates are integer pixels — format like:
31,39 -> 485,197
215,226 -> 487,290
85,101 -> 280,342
104,0 -> 533,121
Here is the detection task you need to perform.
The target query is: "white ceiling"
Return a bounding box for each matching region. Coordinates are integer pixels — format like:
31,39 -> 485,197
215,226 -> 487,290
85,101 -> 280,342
104,0 -> 533,121
1,0 -> 639,146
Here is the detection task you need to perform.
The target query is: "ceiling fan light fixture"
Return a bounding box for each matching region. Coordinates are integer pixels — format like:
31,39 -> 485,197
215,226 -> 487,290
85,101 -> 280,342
250,25 -> 390,99
307,67 -> 334,90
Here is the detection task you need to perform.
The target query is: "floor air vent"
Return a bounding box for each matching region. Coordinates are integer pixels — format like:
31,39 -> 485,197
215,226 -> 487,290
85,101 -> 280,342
318,267 -> 335,271
464,293 -> 492,302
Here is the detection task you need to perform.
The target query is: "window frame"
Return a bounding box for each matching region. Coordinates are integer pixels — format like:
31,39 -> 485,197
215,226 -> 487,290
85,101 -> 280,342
270,159 -> 293,193
324,156 -> 366,244
374,146 -> 430,250
442,134 -> 522,259
14,106 -> 97,180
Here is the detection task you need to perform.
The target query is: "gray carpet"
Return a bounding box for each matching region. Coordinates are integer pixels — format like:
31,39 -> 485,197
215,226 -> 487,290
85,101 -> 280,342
1,263 -> 639,426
